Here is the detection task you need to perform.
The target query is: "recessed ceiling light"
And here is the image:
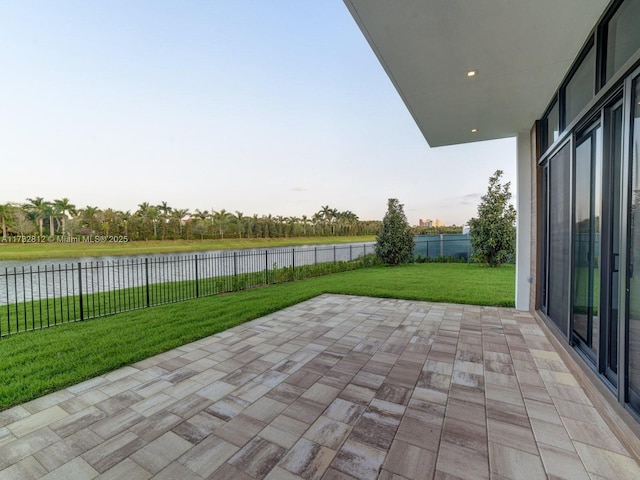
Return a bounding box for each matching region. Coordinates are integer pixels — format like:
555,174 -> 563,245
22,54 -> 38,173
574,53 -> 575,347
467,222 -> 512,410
467,70 -> 477,77
471,128 -> 477,133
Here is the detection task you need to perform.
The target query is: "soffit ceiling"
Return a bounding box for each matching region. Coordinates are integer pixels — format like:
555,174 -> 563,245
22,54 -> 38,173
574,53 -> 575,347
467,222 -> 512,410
344,0 -> 610,147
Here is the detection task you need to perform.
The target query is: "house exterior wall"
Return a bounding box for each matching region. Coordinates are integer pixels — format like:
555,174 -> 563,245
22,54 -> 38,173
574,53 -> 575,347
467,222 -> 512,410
530,123 -> 539,313
516,131 -> 533,310
534,0 -> 640,424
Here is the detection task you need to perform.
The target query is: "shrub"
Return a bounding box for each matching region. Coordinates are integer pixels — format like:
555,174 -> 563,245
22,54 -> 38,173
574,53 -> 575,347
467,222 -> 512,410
375,199 -> 415,266
468,170 -> 516,267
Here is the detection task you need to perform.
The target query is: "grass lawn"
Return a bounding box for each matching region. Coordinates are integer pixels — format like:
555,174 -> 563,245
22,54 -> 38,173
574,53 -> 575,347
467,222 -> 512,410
0,236 -> 375,261
0,263 -> 514,410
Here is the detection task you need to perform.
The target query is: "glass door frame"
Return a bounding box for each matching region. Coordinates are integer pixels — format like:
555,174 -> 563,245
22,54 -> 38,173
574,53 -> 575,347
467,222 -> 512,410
571,119 -> 602,364
600,95 -> 624,388
621,66 -> 640,410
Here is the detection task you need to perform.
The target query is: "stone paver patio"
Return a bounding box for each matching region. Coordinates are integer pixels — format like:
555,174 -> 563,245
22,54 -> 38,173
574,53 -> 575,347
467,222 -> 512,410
1,294 -> 640,479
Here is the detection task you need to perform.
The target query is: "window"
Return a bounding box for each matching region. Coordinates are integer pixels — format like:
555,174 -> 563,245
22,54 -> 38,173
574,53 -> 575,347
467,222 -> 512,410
547,142 -> 572,335
565,44 -> 596,125
627,77 -> 640,412
605,0 -> 640,82
544,100 -> 560,151
572,125 -> 602,360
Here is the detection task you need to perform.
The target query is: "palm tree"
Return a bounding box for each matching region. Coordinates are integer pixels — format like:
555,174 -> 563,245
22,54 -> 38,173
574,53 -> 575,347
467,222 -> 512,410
249,214 -> 260,238
53,198 -> 76,235
134,204 -> 159,239
120,210 -> 131,235
156,202 -> 172,240
0,203 -> 14,240
318,205 -> 336,234
340,210 -> 359,235
212,209 -> 232,239
274,215 -> 286,237
262,214 -> 274,238
312,212 -> 323,236
25,197 -> 49,236
193,209 -> 209,221
147,206 -> 159,238
101,208 -> 118,235
80,206 -> 100,233
171,208 -> 190,236
300,214 -> 310,236
329,208 -> 339,234
286,216 -> 300,237
157,201 -> 172,217
234,211 -> 245,238
192,209 -> 210,239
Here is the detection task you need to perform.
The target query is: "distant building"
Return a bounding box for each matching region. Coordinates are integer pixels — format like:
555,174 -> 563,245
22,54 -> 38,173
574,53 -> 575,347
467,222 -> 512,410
418,219 -> 433,228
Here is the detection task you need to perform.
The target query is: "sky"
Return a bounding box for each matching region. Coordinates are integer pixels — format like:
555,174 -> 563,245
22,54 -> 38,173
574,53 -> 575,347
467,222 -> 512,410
0,0 -> 516,226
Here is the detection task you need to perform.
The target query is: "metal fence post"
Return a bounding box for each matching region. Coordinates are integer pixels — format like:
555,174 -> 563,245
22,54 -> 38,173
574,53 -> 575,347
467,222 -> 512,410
333,245 -> 336,264
292,248 -> 295,271
265,250 -> 269,284
350,245 -> 352,261
78,262 -> 84,320
195,255 -> 199,298
234,251 -> 238,278
145,258 -> 150,307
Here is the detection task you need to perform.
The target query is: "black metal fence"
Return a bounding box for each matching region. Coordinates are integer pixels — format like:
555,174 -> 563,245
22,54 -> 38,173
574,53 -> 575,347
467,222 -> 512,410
0,243 -> 374,337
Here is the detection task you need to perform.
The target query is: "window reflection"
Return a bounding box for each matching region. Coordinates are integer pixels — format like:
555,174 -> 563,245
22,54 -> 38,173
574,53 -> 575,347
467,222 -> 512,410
566,46 -> 596,125
605,0 -> 640,82
628,79 -> 640,410
573,127 -> 601,358
546,100 -> 559,150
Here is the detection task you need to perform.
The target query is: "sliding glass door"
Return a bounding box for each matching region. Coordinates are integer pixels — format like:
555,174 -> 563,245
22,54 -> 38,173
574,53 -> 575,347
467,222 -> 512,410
627,75 -> 640,410
573,124 -> 602,361
602,99 -> 624,386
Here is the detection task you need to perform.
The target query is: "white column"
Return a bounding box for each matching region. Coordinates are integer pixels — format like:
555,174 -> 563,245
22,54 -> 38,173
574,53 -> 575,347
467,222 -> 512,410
515,131 -> 532,311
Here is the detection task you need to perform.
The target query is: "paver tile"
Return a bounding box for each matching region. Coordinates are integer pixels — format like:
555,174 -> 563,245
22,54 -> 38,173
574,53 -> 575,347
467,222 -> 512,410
177,434 -> 238,478
488,442 -> 545,480
0,456 -> 47,480
1,295 -> 640,480
330,439 -> 386,480
129,431 -> 192,474
40,457 -> 98,480
303,415 -> 351,450
93,459 -> 151,480
279,438 -> 336,480
574,441 -> 640,480
228,437 -> 286,479
7,406 -> 69,438
383,439 -> 437,479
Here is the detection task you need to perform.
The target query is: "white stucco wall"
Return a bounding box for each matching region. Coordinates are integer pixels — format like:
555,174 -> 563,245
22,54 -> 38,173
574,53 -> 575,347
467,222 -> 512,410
516,130 -> 533,311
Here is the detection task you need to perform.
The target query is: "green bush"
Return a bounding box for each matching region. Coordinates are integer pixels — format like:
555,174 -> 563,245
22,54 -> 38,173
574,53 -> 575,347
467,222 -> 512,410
375,199 -> 415,265
468,170 -> 516,267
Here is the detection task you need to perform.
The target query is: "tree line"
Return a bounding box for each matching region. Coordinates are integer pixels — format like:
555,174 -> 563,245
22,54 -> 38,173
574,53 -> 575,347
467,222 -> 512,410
0,198 -> 384,241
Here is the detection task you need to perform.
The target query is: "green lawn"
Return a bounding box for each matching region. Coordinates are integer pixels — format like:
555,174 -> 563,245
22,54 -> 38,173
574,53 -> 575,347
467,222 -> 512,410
0,263 -> 514,410
0,236 -> 375,261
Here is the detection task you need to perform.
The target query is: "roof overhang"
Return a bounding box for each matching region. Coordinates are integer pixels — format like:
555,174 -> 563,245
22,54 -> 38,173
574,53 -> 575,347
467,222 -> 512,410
344,0 -> 610,147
